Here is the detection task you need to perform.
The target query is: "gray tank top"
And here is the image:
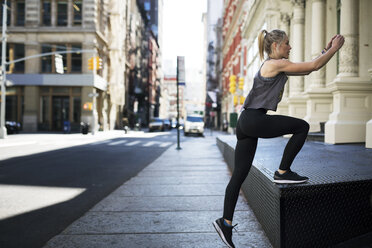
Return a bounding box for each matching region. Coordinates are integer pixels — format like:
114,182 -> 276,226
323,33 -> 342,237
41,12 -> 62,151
243,59 -> 288,112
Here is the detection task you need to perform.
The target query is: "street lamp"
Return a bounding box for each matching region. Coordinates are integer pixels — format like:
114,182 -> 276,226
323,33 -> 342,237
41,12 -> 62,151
0,0 -> 8,139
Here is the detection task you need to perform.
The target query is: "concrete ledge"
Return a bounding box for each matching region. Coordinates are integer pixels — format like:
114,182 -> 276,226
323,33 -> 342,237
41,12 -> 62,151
216,135 -> 372,248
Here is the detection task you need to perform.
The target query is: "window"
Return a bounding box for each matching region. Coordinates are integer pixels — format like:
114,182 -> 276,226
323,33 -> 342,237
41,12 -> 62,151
41,44 -> 52,72
40,95 -> 50,128
10,44 -> 25,73
53,86 -> 69,94
71,44 -> 82,72
56,44 -> 67,72
6,95 -> 18,122
15,0 -> 25,26
41,0 -> 51,26
4,87 -> 24,124
41,43 -> 82,73
0,43 -> 25,73
73,1 -> 82,26
186,116 -> 203,122
98,0 -> 105,33
144,1 -> 150,11
57,0 -> 68,26
73,97 -> 81,123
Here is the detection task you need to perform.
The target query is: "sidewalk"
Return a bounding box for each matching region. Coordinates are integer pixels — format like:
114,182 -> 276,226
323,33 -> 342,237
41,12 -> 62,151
42,132 -> 272,248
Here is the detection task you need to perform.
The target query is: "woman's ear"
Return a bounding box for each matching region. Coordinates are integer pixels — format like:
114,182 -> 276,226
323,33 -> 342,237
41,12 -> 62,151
273,42 -> 278,50
271,42 -> 277,54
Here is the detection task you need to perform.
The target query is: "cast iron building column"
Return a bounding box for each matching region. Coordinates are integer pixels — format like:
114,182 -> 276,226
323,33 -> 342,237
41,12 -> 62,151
288,0 -> 307,119
304,0 -> 333,132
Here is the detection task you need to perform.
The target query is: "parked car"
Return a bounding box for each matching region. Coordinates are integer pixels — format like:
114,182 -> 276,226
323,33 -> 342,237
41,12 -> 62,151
184,115 -> 204,136
163,119 -> 171,130
178,119 -> 184,130
171,119 -> 184,129
149,118 -> 164,132
5,121 -> 21,134
171,119 -> 177,129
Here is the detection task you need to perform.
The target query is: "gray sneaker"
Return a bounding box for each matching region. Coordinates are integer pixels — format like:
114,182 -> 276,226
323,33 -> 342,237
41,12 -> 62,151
273,170 -> 309,184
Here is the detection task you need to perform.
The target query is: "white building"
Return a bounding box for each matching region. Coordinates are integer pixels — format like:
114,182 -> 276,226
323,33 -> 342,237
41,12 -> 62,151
222,0 -> 372,147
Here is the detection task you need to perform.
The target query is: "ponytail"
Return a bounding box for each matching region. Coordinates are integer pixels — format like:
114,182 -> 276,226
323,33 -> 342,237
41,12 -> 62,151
258,30 -> 268,61
257,29 -> 287,60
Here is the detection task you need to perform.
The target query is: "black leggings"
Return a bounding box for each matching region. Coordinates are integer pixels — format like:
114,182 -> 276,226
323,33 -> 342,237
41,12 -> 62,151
223,108 -> 309,221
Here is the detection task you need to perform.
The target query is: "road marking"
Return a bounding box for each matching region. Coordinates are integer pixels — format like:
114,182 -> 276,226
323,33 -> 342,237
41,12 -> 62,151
108,140 -> 127,146
159,142 -> 172,147
125,140 -> 141,146
143,141 -> 158,147
90,140 -> 111,145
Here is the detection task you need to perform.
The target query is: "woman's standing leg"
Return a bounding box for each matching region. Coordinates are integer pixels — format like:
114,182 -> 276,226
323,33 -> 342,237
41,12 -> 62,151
213,112 -> 258,248
223,136 -> 257,222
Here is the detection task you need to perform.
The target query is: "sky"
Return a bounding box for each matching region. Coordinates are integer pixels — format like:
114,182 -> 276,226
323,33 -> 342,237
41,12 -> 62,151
162,0 -> 207,76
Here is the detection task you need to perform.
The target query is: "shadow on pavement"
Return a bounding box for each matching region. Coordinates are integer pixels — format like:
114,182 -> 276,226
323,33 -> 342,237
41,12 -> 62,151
0,137 -> 173,248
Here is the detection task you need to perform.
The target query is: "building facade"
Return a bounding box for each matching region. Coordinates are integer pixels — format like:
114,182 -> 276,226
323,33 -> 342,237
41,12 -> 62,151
1,0 -> 163,133
204,0 -> 224,130
221,0 -> 245,133
221,0 -> 372,147
124,0 -> 162,128
160,75 -> 185,121
1,0 -> 127,133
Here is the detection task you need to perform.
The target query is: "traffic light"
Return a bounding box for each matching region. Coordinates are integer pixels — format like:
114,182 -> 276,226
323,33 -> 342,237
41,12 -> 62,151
240,96 -> 245,105
95,56 -> 103,69
229,75 -> 236,94
238,77 -> 244,90
88,57 -> 94,70
233,95 -> 238,106
83,102 -> 93,110
88,56 -> 103,70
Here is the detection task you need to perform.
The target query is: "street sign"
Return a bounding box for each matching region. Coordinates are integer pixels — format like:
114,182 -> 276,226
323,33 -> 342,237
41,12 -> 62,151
176,56 -> 185,150
55,54 -> 64,74
177,56 -> 185,84
88,93 -> 99,97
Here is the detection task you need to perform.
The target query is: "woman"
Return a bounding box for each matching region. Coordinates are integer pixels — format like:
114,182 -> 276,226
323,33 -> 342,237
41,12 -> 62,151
213,29 -> 344,248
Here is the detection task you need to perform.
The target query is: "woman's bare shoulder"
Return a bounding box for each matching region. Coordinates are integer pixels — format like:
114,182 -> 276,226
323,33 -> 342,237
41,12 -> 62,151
263,59 -> 291,70
269,59 -> 291,66
261,59 -> 291,76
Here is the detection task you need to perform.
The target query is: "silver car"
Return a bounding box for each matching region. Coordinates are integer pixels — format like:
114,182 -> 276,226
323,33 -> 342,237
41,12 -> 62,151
149,118 -> 164,132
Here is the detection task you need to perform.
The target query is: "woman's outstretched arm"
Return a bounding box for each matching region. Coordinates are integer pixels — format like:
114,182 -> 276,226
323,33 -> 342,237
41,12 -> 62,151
277,34 -> 344,74
286,35 -> 338,76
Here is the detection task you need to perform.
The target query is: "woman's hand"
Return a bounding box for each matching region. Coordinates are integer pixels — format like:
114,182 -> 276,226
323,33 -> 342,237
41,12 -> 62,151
325,35 -> 338,50
330,34 -> 345,51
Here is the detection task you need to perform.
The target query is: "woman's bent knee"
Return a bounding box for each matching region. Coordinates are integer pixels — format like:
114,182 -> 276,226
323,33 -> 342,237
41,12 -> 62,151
301,120 -> 310,133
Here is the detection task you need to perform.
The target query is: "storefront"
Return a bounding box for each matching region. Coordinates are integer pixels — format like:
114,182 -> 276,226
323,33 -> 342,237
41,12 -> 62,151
4,86 -> 24,124
6,73 -> 107,133
39,86 -> 81,132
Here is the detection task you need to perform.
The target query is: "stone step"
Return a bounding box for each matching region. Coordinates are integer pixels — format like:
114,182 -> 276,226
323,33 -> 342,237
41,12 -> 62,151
216,135 -> 372,248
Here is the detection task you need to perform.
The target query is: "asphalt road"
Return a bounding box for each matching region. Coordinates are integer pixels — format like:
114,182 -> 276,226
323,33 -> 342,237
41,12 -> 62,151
0,131 -> 176,248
